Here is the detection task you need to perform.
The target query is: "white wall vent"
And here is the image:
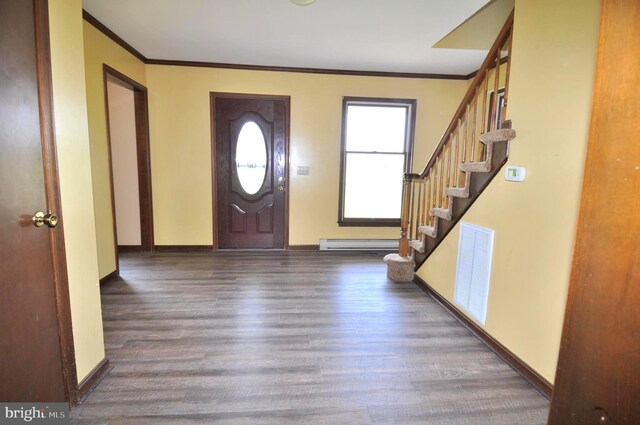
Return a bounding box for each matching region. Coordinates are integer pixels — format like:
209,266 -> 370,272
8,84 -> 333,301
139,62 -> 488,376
319,239 -> 398,251
454,222 -> 494,325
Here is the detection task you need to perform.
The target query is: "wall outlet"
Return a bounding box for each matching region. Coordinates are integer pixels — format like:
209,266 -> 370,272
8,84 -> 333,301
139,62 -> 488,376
297,165 -> 310,176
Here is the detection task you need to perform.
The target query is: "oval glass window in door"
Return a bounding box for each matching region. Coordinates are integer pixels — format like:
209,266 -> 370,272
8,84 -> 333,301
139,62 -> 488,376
235,121 -> 267,195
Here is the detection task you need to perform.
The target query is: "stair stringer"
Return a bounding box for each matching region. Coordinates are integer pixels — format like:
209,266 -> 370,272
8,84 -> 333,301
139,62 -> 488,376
412,139 -> 510,270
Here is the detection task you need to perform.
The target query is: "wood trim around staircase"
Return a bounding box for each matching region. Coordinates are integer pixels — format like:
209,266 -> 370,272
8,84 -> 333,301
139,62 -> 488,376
413,275 -> 553,400
77,357 -> 111,403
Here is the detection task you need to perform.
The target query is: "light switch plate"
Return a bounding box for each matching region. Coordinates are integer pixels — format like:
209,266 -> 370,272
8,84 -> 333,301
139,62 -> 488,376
297,165 -> 310,176
505,165 -> 526,182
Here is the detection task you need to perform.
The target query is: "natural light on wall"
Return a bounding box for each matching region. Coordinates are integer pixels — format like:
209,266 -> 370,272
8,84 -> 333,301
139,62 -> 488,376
342,102 -> 413,221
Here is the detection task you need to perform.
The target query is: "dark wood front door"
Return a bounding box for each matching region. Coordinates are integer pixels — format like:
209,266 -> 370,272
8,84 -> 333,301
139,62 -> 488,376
212,94 -> 289,249
0,0 -> 69,401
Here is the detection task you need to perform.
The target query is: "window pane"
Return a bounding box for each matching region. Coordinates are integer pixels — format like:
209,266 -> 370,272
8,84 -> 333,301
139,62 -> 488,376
344,153 -> 404,219
235,121 -> 267,195
346,105 -> 407,153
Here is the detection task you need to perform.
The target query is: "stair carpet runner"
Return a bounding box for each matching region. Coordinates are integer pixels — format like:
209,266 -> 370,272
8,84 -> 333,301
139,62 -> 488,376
384,127 -> 516,281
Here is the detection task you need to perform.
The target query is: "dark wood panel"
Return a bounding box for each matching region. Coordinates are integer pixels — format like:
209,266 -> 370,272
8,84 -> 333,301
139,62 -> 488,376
229,204 -> 247,233
70,252 -> 549,424
0,0 -> 74,403
256,203 -> 274,233
212,94 -> 289,249
548,0 -> 640,423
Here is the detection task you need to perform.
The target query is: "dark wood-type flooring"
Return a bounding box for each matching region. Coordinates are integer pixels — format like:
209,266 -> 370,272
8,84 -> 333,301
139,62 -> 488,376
70,252 -> 549,424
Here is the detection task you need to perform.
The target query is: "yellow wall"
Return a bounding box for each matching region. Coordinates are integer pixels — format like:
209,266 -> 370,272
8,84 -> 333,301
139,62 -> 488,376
417,0 -> 600,382
83,22 -> 146,278
48,0 -> 105,381
145,66 -> 468,245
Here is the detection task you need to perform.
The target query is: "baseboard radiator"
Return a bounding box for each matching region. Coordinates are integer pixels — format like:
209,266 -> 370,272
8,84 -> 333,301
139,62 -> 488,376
319,239 -> 399,251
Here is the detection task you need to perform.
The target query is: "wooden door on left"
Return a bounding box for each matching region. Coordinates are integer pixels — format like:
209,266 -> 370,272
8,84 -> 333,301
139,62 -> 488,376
212,94 -> 289,249
0,0 -> 74,402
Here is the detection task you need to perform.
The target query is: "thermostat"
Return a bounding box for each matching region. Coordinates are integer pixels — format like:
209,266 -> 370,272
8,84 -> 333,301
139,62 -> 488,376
505,166 -> 526,182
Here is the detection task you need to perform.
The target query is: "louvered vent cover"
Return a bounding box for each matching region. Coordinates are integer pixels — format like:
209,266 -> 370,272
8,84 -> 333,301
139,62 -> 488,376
454,222 -> 495,325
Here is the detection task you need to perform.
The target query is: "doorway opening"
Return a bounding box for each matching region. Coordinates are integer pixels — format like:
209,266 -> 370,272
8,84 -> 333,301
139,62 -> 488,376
103,65 -> 154,272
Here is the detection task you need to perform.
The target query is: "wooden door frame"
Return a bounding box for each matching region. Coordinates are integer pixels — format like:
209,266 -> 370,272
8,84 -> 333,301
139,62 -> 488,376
548,0 -> 640,422
210,92 -> 291,250
102,64 -> 154,271
34,0 -> 78,405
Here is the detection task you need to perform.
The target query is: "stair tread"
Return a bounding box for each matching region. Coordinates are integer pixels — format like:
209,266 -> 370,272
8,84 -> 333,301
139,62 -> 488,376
431,207 -> 452,221
409,239 -> 425,253
480,128 -> 517,143
460,161 -> 491,173
445,187 -> 469,198
418,225 -> 438,238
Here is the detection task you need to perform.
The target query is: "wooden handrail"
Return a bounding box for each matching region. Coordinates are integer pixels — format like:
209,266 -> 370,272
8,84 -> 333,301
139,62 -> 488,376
418,11 -> 514,179
397,11 -> 514,258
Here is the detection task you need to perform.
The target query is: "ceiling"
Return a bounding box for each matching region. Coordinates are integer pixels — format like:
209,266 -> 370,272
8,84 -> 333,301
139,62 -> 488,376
434,0 -> 514,50
82,0 -> 504,75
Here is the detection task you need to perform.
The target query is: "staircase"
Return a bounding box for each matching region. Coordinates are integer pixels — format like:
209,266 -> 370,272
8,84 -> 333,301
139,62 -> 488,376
385,12 -> 515,280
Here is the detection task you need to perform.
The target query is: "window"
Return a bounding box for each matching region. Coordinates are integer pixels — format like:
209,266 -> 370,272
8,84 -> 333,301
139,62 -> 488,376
338,97 -> 416,226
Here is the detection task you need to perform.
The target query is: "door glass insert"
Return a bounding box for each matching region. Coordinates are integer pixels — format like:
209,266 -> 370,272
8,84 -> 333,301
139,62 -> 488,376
236,121 -> 267,195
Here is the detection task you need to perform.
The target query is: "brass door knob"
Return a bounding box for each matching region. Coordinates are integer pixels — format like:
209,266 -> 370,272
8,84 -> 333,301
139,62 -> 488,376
33,211 -> 58,228
277,186 -> 284,191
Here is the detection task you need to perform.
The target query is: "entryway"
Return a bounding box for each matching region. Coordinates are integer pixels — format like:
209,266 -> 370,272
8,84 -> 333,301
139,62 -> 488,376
103,66 -> 154,267
211,93 -> 290,249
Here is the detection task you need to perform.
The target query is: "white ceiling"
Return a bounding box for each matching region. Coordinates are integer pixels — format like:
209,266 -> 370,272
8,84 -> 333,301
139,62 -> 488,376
82,0 -> 495,75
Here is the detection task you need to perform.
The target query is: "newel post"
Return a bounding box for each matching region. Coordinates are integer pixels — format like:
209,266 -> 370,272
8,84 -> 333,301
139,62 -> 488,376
399,173 -> 418,257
